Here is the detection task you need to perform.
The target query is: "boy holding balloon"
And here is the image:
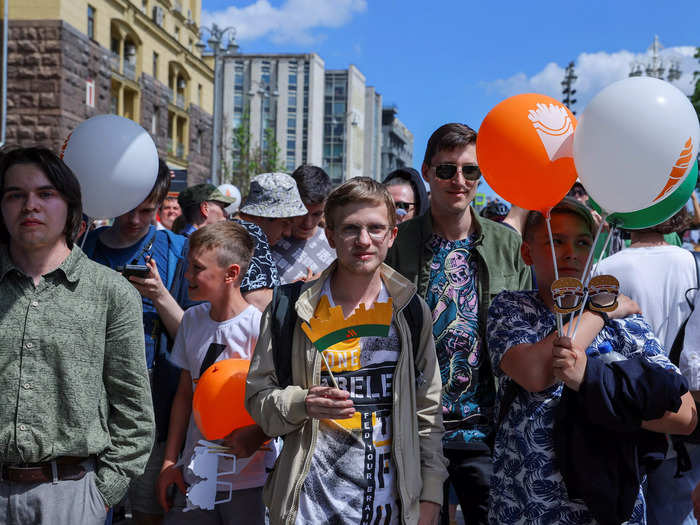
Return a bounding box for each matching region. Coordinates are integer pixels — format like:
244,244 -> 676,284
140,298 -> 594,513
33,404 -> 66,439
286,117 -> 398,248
156,221 -> 271,524
486,197 -> 696,525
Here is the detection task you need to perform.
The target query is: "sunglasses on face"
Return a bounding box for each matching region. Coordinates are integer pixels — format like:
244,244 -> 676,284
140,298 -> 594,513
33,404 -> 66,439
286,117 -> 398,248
551,275 -> 620,314
394,201 -> 415,211
432,164 -> 481,181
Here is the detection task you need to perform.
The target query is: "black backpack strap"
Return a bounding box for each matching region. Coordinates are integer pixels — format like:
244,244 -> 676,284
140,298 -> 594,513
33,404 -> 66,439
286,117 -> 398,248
403,293 -> 425,388
669,251 -> 700,366
403,294 -> 423,360
199,343 -> 228,377
271,280 -> 306,389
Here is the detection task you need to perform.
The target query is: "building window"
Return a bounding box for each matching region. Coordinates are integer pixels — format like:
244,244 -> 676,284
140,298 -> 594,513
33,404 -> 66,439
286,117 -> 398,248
151,108 -> 159,134
87,5 -> 95,39
152,52 -> 159,79
261,61 -> 271,86
198,84 -> 202,107
141,0 -> 148,13
174,26 -> 180,42
193,129 -> 202,155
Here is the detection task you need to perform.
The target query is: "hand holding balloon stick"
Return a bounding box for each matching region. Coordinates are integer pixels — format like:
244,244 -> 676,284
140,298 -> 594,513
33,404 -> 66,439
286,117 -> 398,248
301,296 -> 394,390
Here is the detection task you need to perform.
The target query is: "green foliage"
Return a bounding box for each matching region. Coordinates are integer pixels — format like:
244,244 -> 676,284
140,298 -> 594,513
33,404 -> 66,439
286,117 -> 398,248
221,103 -> 284,196
692,47 -> 700,118
693,47 -> 699,189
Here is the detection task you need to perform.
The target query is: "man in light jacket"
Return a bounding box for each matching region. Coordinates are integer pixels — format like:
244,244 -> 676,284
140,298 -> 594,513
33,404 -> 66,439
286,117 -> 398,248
246,177 -> 447,525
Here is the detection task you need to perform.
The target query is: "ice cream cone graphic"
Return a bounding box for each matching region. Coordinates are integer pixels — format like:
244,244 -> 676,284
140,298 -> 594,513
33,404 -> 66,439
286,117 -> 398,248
528,103 -> 575,161
653,137 -> 694,202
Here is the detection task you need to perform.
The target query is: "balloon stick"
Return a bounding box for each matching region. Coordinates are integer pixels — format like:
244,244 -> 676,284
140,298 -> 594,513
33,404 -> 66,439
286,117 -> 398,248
545,213 -> 563,334
566,216 -> 607,338
79,217 -> 94,250
570,225 -> 616,341
319,351 -> 339,389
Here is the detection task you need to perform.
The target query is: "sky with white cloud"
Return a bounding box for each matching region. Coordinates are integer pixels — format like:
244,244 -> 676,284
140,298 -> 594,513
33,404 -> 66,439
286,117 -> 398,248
201,1 -> 699,197
484,45 -> 698,111
201,0 -> 366,45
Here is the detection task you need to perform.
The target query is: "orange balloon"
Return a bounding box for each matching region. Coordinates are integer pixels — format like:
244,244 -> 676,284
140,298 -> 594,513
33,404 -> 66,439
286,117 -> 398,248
477,93 -> 578,213
192,358 -> 255,440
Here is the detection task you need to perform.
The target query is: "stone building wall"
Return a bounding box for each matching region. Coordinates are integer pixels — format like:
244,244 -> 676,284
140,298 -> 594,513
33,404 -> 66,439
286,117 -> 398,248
139,73 -> 170,156
4,19 -> 212,185
5,20 -> 109,150
187,104 -> 212,185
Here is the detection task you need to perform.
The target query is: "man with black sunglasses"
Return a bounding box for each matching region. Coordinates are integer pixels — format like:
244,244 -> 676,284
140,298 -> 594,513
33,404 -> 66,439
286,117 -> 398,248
383,167 -> 430,224
386,123 -> 531,525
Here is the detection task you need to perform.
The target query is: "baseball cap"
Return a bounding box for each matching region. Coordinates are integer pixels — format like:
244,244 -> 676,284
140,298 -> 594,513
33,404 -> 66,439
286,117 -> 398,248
551,196 -> 595,234
177,184 -> 236,210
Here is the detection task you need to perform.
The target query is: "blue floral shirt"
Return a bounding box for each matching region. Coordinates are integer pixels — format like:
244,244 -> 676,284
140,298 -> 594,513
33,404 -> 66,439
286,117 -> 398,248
424,233 -> 495,446
487,290 -> 679,525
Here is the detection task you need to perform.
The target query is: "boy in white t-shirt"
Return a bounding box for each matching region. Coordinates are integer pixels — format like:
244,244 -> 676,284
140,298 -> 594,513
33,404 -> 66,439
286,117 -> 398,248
156,221 -> 270,525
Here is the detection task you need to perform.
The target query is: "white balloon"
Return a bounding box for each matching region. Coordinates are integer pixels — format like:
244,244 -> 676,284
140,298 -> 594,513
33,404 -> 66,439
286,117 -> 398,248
217,183 -> 241,214
61,114 -> 159,218
573,77 -> 700,213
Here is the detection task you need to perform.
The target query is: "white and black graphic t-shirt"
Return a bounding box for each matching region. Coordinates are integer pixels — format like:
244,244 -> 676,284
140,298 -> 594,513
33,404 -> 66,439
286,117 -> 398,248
170,303 -> 275,491
296,280 -> 400,525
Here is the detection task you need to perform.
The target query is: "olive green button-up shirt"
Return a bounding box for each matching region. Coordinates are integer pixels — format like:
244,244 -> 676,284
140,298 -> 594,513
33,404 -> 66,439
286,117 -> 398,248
0,245 -> 155,506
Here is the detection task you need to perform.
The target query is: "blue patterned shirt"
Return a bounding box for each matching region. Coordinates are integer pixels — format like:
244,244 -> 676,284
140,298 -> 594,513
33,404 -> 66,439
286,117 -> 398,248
424,233 -> 495,446
487,290 -> 679,525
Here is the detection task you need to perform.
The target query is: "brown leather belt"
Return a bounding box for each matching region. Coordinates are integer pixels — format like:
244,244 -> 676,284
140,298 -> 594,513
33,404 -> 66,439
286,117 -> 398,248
0,456 -> 89,484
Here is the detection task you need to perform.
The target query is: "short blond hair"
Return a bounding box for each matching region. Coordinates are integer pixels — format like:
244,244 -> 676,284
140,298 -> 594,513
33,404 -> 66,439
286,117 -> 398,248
189,221 -> 255,279
324,177 -> 397,230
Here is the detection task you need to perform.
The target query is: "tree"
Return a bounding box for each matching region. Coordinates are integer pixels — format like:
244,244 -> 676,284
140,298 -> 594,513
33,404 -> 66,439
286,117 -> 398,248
561,61 -> 578,115
221,103 -> 285,194
692,46 -> 700,118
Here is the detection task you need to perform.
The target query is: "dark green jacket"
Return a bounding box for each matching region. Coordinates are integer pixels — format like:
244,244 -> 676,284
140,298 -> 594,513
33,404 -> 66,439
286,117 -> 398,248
386,209 -> 532,349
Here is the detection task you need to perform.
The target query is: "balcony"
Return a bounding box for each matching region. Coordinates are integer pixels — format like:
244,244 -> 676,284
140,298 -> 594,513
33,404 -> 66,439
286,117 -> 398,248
109,52 -> 120,73
123,61 -> 137,81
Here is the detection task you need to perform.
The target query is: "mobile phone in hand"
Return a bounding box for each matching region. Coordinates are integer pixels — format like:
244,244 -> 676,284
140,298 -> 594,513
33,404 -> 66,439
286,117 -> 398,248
122,264 -> 151,278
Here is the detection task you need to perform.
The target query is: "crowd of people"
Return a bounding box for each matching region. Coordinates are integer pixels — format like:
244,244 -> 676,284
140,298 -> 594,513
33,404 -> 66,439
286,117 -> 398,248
1,122 -> 700,525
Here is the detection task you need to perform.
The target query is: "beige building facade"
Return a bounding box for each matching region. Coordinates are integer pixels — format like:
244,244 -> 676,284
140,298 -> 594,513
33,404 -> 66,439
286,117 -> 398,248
6,0 -> 214,185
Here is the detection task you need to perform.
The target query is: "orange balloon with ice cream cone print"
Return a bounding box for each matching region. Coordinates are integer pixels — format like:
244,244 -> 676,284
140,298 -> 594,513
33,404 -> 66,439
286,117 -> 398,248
477,93 -> 578,213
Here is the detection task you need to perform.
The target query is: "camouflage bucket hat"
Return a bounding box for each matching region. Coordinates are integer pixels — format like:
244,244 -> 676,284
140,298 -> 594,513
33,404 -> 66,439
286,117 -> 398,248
240,172 -> 308,218
177,183 -> 236,209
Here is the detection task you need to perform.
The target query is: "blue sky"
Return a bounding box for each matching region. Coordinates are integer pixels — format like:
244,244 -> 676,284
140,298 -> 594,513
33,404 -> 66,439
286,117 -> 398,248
201,0 -> 699,200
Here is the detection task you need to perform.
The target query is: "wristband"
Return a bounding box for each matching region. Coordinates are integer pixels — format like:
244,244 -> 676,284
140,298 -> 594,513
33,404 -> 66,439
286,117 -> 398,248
587,303 -> 610,324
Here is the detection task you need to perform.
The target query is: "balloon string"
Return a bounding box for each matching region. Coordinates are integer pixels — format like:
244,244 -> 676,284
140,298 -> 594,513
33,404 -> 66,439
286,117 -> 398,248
79,217 -> 94,250
545,215 -> 563,334
580,218 -> 606,289
319,350 -> 339,389
566,217 -> 606,338
571,226 -> 616,341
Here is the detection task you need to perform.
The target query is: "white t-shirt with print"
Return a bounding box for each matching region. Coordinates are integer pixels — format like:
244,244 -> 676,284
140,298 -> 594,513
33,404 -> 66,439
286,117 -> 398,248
170,302 -> 273,491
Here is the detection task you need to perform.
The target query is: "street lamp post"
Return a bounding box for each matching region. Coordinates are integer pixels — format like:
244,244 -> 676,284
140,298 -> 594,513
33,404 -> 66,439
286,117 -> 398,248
197,24 -> 238,186
247,78 -> 278,167
629,35 -> 682,82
